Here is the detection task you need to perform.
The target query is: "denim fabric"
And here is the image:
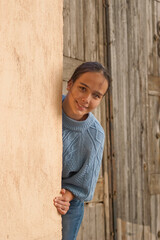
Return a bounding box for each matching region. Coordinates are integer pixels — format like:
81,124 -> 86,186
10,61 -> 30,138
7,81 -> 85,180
62,198 -> 84,240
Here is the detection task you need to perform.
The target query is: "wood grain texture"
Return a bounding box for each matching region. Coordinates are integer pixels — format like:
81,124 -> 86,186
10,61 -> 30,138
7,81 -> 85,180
149,174 -> 160,194
96,203 -> 105,239
148,95 -> 160,174
63,0 -> 71,57
63,0 -> 105,63
63,56 -> 83,81
0,1 -> 63,239
63,1 -> 109,239
84,0 -> 97,61
77,203 -> 105,240
76,0 -> 84,60
108,0 -> 160,239
70,0 -> 76,58
148,75 -> 160,96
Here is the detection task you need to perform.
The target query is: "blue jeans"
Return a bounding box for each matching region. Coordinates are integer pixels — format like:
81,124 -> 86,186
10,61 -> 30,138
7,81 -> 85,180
62,198 -> 84,240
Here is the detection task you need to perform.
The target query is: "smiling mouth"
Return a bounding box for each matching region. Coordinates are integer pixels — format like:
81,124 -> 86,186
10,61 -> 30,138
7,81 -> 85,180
75,100 -> 88,110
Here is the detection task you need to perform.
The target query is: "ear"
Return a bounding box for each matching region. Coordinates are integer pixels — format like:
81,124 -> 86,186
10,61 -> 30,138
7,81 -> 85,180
67,79 -> 73,91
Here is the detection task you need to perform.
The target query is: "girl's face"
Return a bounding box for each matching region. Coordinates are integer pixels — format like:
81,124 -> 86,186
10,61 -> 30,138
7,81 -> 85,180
63,72 -> 108,121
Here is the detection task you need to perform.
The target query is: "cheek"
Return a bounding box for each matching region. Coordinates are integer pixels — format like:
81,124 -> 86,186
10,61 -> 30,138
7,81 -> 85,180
70,88 -> 80,97
89,100 -> 101,109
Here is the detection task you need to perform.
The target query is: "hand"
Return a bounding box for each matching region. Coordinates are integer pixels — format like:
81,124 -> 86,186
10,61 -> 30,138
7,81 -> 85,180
53,189 -> 74,215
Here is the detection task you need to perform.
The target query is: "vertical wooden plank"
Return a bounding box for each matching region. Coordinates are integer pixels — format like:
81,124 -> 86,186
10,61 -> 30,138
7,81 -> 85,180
148,3 -> 160,240
70,0 -> 76,58
156,195 -> 160,240
151,0 -> 159,75
76,0 -> 84,60
148,95 -> 160,174
0,0 -> 63,239
99,97 -> 108,179
150,195 -> 157,240
148,94 -> 160,240
84,0 -> 97,61
101,92 -> 110,240
63,0 -> 71,57
147,0 -> 160,76
95,0 -> 100,62
147,0 -> 153,75
106,2 -> 118,239
146,8 -> 153,239
157,1 -> 160,75
77,224 -> 83,240
89,203 -> 97,239
139,0 -> 151,238
129,1 -> 144,238
111,0 -> 131,239
97,0 -> 105,64
96,203 -> 105,240
82,204 -> 90,240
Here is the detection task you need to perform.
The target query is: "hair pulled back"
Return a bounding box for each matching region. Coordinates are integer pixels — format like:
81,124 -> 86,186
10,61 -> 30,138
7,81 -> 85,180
70,62 -> 111,92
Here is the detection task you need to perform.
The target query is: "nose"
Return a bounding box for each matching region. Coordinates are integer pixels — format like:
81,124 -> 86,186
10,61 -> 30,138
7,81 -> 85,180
81,93 -> 91,104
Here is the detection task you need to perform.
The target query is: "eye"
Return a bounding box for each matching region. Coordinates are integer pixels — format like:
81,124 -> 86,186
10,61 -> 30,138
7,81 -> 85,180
79,86 -> 86,92
93,94 -> 101,99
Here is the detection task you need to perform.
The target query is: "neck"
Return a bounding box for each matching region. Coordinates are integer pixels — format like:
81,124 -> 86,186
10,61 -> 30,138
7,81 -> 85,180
62,96 -> 88,121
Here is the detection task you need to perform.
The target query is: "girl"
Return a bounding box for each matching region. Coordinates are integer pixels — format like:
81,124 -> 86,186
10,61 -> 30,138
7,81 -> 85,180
53,62 -> 111,240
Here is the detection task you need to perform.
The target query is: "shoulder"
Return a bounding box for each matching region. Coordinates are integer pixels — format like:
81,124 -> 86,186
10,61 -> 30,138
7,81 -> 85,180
89,113 -> 105,135
91,114 -> 104,132
87,113 -> 105,144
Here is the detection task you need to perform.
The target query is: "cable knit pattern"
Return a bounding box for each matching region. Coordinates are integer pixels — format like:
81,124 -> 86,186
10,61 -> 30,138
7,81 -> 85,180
62,96 -> 105,202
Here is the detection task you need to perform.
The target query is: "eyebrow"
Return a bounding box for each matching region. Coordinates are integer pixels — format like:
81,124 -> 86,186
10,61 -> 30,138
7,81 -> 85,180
79,82 -> 103,96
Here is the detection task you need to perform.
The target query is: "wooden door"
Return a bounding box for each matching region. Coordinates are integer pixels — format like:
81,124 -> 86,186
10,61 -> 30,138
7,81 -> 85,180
147,3 -> 160,237
63,1 -> 110,239
108,0 -> 160,239
148,76 -> 160,239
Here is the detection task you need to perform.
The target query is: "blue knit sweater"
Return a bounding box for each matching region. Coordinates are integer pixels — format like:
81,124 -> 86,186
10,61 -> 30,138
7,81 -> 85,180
62,96 -> 105,202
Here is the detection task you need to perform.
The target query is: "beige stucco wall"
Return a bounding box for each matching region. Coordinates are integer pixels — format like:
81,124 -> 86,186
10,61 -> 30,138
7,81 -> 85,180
0,1 -> 63,239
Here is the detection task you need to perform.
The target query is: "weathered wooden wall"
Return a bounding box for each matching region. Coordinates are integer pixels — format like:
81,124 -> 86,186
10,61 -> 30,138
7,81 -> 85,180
63,0 -> 110,239
108,0 -> 160,239
0,1 -> 63,239
63,0 -> 160,239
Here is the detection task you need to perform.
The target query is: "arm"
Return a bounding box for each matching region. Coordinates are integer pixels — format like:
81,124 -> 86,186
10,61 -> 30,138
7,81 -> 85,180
53,188 -> 74,215
62,138 -> 105,202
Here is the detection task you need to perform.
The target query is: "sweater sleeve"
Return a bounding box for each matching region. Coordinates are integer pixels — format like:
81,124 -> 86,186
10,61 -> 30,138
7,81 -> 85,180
62,135 -> 105,202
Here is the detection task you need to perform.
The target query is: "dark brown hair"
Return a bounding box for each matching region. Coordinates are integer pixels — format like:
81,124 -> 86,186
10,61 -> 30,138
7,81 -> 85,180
70,62 -> 111,93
